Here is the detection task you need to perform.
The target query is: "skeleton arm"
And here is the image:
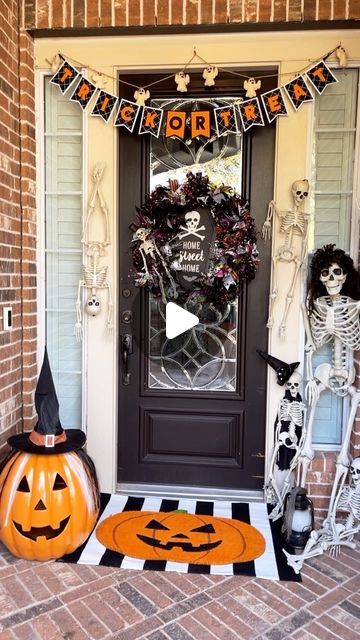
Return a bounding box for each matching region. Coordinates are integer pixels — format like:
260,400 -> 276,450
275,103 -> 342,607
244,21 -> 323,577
301,303 -> 318,404
262,200 -> 277,241
75,280 -> 84,341
106,282 -> 113,334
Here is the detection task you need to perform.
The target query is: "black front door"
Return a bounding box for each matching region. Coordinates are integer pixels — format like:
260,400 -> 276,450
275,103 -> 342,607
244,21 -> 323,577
118,71 -> 275,491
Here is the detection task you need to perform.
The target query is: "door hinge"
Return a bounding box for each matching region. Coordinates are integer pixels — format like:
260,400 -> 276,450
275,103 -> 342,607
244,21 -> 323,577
251,452 -> 265,458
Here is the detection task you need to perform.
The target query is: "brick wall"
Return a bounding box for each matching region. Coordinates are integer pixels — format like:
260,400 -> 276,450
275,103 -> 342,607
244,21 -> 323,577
22,0 -> 360,30
0,2 -> 37,458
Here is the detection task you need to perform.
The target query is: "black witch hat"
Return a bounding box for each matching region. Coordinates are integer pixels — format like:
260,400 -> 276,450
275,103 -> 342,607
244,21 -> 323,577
8,348 -> 86,454
257,350 -> 300,386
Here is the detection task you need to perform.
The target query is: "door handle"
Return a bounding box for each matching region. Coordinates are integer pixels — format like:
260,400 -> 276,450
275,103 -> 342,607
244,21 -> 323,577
122,334 -> 133,385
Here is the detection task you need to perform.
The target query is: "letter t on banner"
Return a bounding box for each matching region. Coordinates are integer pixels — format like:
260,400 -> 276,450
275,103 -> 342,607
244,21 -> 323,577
306,60 -> 338,94
50,59 -> 80,94
214,105 -> 239,136
238,98 -> 264,131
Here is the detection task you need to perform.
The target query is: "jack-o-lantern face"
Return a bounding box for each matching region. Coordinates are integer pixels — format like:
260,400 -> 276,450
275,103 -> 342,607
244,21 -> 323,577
0,450 -> 100,561
96,511 -> 265,565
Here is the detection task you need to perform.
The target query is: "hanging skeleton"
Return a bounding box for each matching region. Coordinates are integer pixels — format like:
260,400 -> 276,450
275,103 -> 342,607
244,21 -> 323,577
132,228 -> 178,304
284,245 -> 360,573
262,179 -> 310,339
75,242 -> 113,340
258,351 -> 306,520
74,163 -> 113,339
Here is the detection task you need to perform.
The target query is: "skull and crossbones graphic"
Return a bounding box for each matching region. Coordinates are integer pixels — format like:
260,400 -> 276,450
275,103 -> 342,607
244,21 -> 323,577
178,211 -> 206,241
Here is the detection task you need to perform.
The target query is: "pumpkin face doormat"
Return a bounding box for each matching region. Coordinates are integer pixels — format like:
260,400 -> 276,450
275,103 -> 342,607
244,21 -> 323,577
59,494 -> 301,581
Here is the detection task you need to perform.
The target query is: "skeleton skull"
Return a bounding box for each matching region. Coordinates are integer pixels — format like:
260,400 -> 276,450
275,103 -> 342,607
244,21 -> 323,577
85,294 -> 101,316
134,228 -> 150,242
319,262 -> 347,297
350,457 -> 360,485
291,179 -> 309,209
185,210 -> 200,231
285,371 -> 303,398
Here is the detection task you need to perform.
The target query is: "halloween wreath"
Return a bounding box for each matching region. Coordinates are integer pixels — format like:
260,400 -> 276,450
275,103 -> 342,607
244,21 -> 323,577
131,172 -> 259,307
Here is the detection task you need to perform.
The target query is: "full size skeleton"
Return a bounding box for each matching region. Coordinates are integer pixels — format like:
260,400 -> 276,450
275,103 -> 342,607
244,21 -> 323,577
284,245 -> 360,572
263,179 -> 310,339
74,163 -> 113,339
265,371 -> 306,521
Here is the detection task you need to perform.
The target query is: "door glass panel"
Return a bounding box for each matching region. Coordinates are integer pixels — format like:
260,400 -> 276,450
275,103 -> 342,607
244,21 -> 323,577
148,98 -> 242,393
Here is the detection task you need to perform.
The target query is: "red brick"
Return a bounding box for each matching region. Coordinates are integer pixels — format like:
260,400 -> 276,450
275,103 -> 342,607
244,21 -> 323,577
288,0 -> 302,21
229,0 -> 243,22
171,0 -> 183,24
87,0 -> 99,26
143,0 -> 156,25
128,0 -> 140,25
318,0 -> 332,19
349,0 -> 360,18
157,0 -> 170,25
73,0 -> 85,27
273,0 -> 287,21
186,0 -> 199,24
37,0 -> 50,28
259,0 -> 272,21
215,0 -> 227,23
333,0 -> 347,19
100,0 -> 112,26
52,0 -> 64,27
114,0 -> 126,25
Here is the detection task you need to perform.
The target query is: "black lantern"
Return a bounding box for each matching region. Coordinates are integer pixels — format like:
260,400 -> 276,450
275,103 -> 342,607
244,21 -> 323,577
282,487 -> 314,553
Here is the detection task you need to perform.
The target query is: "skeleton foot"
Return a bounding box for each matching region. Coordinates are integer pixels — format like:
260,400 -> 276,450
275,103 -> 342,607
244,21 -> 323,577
266,318 -> 274,329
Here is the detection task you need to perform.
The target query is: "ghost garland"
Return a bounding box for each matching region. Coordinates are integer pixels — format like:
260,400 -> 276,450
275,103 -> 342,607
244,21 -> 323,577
130,172 -> 260,307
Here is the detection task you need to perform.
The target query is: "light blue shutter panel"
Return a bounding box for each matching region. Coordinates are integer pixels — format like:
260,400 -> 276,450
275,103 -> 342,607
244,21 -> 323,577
312,69 -> 358,445
44,79 -> 83,429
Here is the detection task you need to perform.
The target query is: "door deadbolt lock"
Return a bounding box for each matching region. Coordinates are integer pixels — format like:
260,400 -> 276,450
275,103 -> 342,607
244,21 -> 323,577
122,310 -> 133,324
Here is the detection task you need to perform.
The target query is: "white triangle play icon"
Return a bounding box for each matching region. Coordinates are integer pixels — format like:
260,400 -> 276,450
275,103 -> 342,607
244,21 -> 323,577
165,302 -> 199,339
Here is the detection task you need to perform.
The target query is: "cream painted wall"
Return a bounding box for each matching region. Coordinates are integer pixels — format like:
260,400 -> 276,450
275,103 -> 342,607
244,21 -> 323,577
35,30 -> 360,493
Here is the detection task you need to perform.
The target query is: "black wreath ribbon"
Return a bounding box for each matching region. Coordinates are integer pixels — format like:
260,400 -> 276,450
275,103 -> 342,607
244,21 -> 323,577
130,172 -> 260,306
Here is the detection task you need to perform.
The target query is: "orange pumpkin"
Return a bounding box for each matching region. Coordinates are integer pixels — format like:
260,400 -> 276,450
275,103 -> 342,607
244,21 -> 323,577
96,510 -> 265,565
0,449 -> 100,561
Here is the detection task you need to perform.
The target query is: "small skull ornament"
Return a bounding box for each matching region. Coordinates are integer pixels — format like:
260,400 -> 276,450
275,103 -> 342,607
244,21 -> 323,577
285,371 -> 303,398
85,294 -> 101,316
134,228 -> 150,242
185,210 -> 200,231
291,179 -> 309,209
320,262 -> 347,297
350,457 -> 360,486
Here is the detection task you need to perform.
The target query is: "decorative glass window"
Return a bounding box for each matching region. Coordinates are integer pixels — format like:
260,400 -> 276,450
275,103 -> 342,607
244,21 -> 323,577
310,69 -> 359,445
44,78 -> 83,429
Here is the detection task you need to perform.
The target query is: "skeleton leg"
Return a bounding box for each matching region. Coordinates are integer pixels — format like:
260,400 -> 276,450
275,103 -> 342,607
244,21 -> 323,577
155,246 -> 178,300
279,257 -> 302,340
298,382 -> 325,487
97,185 -> 110,246
74,280 -> 85,341
267,255 -> 280,329
325,386 -> 360,530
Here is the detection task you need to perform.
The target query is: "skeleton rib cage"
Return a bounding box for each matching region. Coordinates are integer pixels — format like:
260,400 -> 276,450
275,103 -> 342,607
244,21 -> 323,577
311,296 -> 360,351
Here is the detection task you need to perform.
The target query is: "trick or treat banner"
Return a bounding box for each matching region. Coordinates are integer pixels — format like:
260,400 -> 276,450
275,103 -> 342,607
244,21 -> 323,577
50,49 -> 341,139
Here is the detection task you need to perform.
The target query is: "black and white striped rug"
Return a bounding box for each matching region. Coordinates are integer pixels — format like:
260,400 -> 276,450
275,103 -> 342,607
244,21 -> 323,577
59,494 -> 300,581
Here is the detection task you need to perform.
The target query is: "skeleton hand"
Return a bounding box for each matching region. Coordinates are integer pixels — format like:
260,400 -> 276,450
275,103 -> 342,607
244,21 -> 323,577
305,379 -> 319,405
74,321 -> 83,341
262,220 -> 272,241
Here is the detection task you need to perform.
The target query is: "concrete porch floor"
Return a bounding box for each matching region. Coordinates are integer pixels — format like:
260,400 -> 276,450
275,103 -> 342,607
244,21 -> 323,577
0,541 -> 359,639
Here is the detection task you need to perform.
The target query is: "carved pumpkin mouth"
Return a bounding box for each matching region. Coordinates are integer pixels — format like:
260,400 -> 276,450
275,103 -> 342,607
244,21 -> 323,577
13,515 -> 71,541
137,533 -> 222,552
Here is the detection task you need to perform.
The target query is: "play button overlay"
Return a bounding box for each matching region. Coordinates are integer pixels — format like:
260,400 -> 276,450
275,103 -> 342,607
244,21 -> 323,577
165,302 -> 199,339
